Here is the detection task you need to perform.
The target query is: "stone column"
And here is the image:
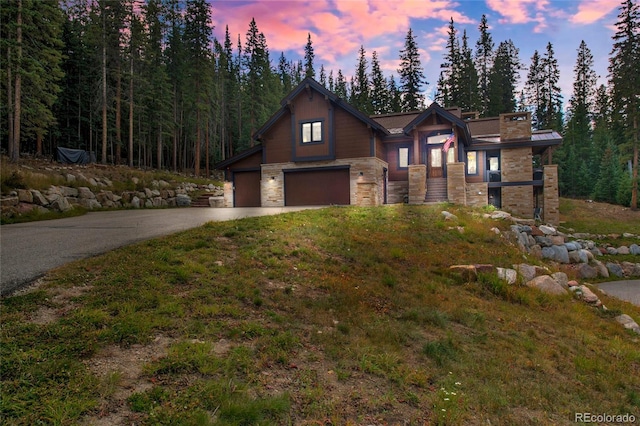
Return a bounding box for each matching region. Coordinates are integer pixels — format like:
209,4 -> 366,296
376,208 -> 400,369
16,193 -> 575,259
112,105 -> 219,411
543,165 -> 559,225
408,164 -> 426,204
447,162 -> 466,205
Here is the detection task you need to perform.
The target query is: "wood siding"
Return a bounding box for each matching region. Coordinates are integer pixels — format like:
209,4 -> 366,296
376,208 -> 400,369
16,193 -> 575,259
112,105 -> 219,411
334,107 -> 371,159
263,114 -> 292,164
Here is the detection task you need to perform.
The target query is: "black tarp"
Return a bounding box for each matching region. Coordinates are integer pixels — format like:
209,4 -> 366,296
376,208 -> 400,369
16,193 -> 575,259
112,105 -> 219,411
57,147 -> 95,165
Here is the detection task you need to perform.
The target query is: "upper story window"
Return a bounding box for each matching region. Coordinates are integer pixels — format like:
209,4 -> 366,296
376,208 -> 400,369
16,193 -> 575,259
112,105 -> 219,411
301,120 -> 323,144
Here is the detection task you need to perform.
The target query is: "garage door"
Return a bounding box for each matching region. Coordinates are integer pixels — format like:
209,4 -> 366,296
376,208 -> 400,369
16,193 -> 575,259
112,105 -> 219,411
284,168 -> 350,206
233,170 -> 261,207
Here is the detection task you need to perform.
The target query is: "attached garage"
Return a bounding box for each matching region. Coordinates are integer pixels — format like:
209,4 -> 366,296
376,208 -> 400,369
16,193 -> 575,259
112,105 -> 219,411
233,170 -> 261,207
284,167 -> 350,206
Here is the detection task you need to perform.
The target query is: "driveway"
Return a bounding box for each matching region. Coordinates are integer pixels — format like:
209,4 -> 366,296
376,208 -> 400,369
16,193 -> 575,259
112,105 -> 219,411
0,207 -> 318,296
597,280 -> 640,307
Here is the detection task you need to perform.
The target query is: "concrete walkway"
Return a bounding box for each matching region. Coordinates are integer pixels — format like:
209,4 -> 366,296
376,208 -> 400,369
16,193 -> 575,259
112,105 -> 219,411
0,207 -> 320,296
597,280 -> 640,307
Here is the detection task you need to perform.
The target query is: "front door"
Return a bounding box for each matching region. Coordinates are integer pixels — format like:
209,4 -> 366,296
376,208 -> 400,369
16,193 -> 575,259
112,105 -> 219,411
429,147 -> 443,178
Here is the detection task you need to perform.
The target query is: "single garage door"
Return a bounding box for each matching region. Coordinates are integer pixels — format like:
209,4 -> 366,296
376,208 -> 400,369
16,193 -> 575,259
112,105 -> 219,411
233,170 -> 261,207
284,168 -> 350,206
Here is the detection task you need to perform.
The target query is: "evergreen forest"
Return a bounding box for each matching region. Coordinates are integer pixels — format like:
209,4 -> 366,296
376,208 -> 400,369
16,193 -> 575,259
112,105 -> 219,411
1,0 -> 638,208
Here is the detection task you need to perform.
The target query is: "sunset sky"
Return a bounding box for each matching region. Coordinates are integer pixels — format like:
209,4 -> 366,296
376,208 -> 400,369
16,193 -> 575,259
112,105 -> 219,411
208,0 -> 623,106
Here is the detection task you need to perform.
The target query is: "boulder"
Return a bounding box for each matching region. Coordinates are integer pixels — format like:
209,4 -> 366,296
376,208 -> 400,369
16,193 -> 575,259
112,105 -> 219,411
17,189 -> 33,203
497,267 -> 518,285
441,211 -> 458,221
617,246 -> 630,255
526,275 -> 568,295
529,245 -> 543,259
535,236 -> 553,247
549,235 -> 565,245
630,244 -> 640,255
82,198 -> 102,209
551,272 -> 569,289
551,245 -> 570,264
30,190 -> 49,206
78,187 -> 96,199
577,285 -> 600,304
66,173 -> 76,183
130,196 -> 141,209
449,265 -> 478,282
592,259 -> 609,278
621,262 -> 638,277
176,194 -> 191,207
568,250 -> 582,264
615,314 -> 640,334
607,247 -> 618,255
575,263 -> 598,279
606,262 -> 625,278
539,225 -> 557,235
60,186 -> 79,197
49,194 -> 72,212
489,211 -> 511,220
514,264 -> 538,283
564,241 -> 581,251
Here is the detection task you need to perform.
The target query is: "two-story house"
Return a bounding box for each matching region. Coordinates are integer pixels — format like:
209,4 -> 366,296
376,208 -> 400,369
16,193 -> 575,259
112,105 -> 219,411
215,77 -> 562,224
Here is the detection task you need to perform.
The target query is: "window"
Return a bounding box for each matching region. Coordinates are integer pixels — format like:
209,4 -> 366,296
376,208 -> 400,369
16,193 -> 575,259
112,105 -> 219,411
447,146 -> 455,164
301,121 -> 322,143
399,147 -> 409,168
467,151 -> 477,175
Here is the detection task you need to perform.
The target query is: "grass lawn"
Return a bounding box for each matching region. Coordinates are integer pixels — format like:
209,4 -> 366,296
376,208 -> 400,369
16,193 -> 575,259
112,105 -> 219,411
1,203 -> 639,425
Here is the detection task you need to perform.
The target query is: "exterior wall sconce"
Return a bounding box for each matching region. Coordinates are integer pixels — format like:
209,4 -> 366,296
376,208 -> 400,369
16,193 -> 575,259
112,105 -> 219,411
270,176 -> 275,180
359,171 -> 364,176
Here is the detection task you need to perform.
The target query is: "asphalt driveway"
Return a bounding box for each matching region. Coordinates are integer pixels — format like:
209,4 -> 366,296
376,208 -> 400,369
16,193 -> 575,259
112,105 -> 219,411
598,280 -> 640,307
0,207 -> 318,296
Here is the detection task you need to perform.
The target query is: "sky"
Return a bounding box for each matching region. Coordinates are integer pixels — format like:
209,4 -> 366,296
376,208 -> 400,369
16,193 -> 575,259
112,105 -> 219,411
208,0 -> 624,107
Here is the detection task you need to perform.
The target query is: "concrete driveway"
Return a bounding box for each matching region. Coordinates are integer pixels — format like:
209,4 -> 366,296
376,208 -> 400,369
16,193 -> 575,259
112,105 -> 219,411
0,207 -> 318,296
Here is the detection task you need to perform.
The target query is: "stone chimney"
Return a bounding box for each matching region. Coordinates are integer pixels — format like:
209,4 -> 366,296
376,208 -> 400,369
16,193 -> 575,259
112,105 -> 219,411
499,112 -> 531,141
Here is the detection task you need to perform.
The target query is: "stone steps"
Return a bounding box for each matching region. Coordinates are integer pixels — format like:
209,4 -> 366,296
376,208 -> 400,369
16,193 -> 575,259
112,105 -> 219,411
425,178 -> 448,202
191,193 -> 215,207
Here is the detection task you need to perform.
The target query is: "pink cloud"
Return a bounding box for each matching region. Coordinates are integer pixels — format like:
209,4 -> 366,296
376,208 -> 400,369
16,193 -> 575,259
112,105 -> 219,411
570,0 -> 620,24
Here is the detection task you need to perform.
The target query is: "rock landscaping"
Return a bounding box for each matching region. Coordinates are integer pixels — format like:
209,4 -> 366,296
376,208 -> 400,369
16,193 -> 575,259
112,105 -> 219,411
448,209 -> 640,336
1,167 -> 224,220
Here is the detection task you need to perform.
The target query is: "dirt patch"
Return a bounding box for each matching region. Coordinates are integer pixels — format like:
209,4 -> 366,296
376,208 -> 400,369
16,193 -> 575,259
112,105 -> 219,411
80,335 -> 174,425
27,281 -> 93,325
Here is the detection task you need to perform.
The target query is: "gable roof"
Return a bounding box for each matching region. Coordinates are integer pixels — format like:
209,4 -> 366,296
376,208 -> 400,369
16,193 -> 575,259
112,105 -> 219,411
253,77 -> 389,141
214,144 -> 262,170
401,102 -> 473,146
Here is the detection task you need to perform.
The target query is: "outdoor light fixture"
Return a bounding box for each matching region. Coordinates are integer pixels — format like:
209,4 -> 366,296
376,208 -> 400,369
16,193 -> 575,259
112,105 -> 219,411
270,176 -> 275,180
359,171 -> 364,176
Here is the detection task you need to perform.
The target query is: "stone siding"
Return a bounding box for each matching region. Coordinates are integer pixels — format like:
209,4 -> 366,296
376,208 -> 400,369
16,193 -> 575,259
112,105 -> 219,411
447,163 -> 466,205
543,165 -> 559,225
387,181 -> 408,204
408,165 -> 426,204
466,182 -> 488,207
260,157 -> 388,207
501,147 -> 532,182
502,185 -> 533,219
223,181 -> 234,207
500,112 -> 531,141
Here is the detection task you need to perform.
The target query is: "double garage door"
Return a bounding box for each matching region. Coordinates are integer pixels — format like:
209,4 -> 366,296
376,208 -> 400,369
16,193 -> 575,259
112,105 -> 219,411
233,168 -> 350,207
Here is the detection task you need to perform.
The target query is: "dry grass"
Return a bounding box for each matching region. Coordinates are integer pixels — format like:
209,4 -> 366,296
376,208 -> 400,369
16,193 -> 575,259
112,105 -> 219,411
1,204 -> 639,425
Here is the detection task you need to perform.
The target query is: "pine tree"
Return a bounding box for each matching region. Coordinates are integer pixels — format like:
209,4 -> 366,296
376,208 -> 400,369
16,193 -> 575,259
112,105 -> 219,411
525,50 -> 544,128
2,0 -> 65,159
304,32 -> 315,79
319,64 -> 326,87
594,142 -> 622,203
475,14 -> 494,116
458,30 -> 480,112
436,18 -> 459,108
398,28 -> 426,111
370,51 -> 389,114
350,45 -> 371,114
608,0 -> 640,209
277,51 -> 291,96
388,75 -> 402,113
184,0 -> 213,176
335,69 -> 348,99
486,40 -> 521,116
558,40 -> 598,196
541,42 -> 563,130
